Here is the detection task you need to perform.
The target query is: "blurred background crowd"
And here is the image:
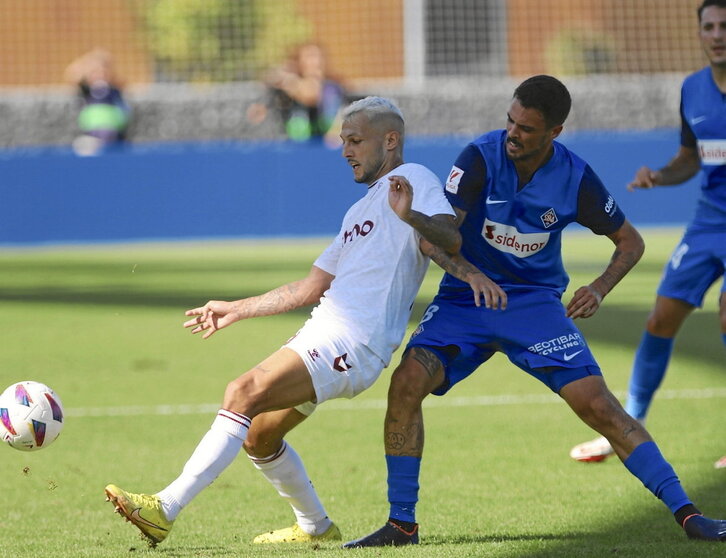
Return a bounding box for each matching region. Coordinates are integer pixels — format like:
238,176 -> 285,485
0,0 -> 707,151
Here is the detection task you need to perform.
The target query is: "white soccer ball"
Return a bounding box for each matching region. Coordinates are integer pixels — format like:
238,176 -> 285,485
0,381 -> 64,451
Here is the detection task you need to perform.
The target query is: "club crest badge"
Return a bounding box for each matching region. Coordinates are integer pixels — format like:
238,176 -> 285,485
540,208 -> 558,228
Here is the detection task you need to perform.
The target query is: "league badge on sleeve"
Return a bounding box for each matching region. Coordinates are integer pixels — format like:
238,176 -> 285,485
446,166 -> 464,194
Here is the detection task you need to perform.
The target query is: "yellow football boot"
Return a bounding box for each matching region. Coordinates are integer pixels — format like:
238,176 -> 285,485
253,522 -> 341,544
104,484 -> 174,547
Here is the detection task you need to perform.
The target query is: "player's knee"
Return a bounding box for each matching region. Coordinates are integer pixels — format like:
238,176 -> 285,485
565,379 -> 621,428
388,362 -> 434,406
243,430 -> 282,458
582,391 -> 625,429
242,435 -> 260,457
645,312 -> 673,337
223,374 -> 258,414
645,297 -> 692,337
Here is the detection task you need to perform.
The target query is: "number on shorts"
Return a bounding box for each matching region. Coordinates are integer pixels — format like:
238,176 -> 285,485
419,304 -> 440,324
669,243 -> 689,270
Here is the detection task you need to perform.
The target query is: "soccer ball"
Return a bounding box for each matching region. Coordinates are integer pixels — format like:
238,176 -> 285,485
0,381 -> 64,451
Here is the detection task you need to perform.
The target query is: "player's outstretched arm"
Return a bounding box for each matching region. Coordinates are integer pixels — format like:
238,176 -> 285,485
566,219 -> 644,319
627,146 -> 700,191
387,175 -> 462,255
421,238 -> 507,310
183,266 -> 334,339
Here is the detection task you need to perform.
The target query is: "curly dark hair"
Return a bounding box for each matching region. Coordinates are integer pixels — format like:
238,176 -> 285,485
512,75 -> 571,129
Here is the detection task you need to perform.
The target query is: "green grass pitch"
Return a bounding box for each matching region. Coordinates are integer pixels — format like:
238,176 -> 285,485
0,228 -> 723,558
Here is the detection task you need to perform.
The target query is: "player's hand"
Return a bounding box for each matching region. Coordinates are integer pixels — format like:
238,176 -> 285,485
467,271 -> 507,310
388,175 -> 414,221
183,300 -> 240,339
566,286 -> 603,319
627,166 -> 659,191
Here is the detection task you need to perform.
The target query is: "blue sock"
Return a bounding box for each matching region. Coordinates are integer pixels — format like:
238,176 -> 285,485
722,333 -> 725,347
386,455 -> 421,523
624,441 -> 691,513
624,332 -> 674,420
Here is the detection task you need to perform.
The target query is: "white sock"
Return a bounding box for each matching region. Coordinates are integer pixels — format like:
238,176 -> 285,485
249,441 -> 332,535
157,410 -> 250,521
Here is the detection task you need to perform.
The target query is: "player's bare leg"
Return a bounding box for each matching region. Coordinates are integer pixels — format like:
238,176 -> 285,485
223,348 -> 316,417
562,375 -> 726,541
245,408 -> 342,543
344,347 -> 445,548
645,295 -> 694,338
245,408 -> 308,460
570,296 -> 694,463
106,348 -> 316,545
560,375 -> 651,460
384,349 -> 445,458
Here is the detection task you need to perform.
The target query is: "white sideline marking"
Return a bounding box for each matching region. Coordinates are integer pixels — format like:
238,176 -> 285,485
64,388 -> 726,418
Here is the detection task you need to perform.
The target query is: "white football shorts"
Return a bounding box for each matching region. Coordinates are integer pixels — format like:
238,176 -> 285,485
284,317 -> 386,416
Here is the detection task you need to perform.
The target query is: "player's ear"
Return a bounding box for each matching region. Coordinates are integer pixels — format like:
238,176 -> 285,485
384,130 -> 401,151
550,125 -> 563,141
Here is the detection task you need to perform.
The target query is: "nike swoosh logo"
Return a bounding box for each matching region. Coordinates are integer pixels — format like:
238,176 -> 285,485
130,508 -> 168,531
690,116 -> 707,125
563,350 -> 584,361
486,196 -> 507,205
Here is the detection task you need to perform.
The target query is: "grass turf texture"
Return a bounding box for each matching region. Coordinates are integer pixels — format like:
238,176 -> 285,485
0,229 -> 723,558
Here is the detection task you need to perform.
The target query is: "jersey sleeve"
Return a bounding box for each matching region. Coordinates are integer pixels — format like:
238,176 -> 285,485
679,96 -> 697,149
444,143 -> 487,212
576,165 -> 626,235
409,165 -> 456,218
313,236 -> 340,276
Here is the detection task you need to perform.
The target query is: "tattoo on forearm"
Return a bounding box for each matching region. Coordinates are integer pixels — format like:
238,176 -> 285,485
598,248 -> 639,294
428,246 -> 478,282
408,212 -> 459,252
246,283 -> 302,317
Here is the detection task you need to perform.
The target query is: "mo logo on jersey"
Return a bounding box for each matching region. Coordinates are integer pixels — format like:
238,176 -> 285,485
343,220 -> 375,245
482,219 -> 549,258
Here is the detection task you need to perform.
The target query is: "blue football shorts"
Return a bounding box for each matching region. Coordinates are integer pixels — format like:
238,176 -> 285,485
405,288 -> 602,395
657,227 -> 726,308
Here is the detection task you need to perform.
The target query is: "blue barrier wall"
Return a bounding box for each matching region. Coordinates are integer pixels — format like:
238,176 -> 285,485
1,130 -> 699,245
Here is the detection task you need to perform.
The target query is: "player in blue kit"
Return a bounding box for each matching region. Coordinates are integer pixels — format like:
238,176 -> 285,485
344,75 -> 726,547
570,0 -> 726,468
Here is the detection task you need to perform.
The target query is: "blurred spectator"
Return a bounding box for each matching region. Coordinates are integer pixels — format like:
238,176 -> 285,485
65,49 -> 131,156
247,43 -> 348,146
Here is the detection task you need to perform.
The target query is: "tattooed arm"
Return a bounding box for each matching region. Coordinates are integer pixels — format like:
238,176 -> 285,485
419,204 -> 506,309
388,175 -> 462,254
566,219 -> 644,319
420,238 -> 507,310
183,266 -> 334,339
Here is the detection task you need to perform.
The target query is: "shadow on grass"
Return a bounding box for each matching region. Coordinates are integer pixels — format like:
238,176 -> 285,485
511,478 -> 726,558
152,547 -> 228,557
2,286 -> 721,368
405,479 -> 726,558
423,533 -> 580,545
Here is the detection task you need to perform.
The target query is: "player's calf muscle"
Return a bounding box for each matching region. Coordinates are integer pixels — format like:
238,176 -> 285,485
385,415 -> 424,456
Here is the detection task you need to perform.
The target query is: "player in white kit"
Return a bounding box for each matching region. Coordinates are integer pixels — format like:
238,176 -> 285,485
104,96 -> 489,547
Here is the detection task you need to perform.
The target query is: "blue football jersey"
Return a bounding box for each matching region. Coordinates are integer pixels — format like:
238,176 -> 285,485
443,130 -> 624,295
680,67 -> 726,226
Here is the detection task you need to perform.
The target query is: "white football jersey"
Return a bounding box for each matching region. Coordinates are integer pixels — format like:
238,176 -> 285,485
311,163 -> 455,365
